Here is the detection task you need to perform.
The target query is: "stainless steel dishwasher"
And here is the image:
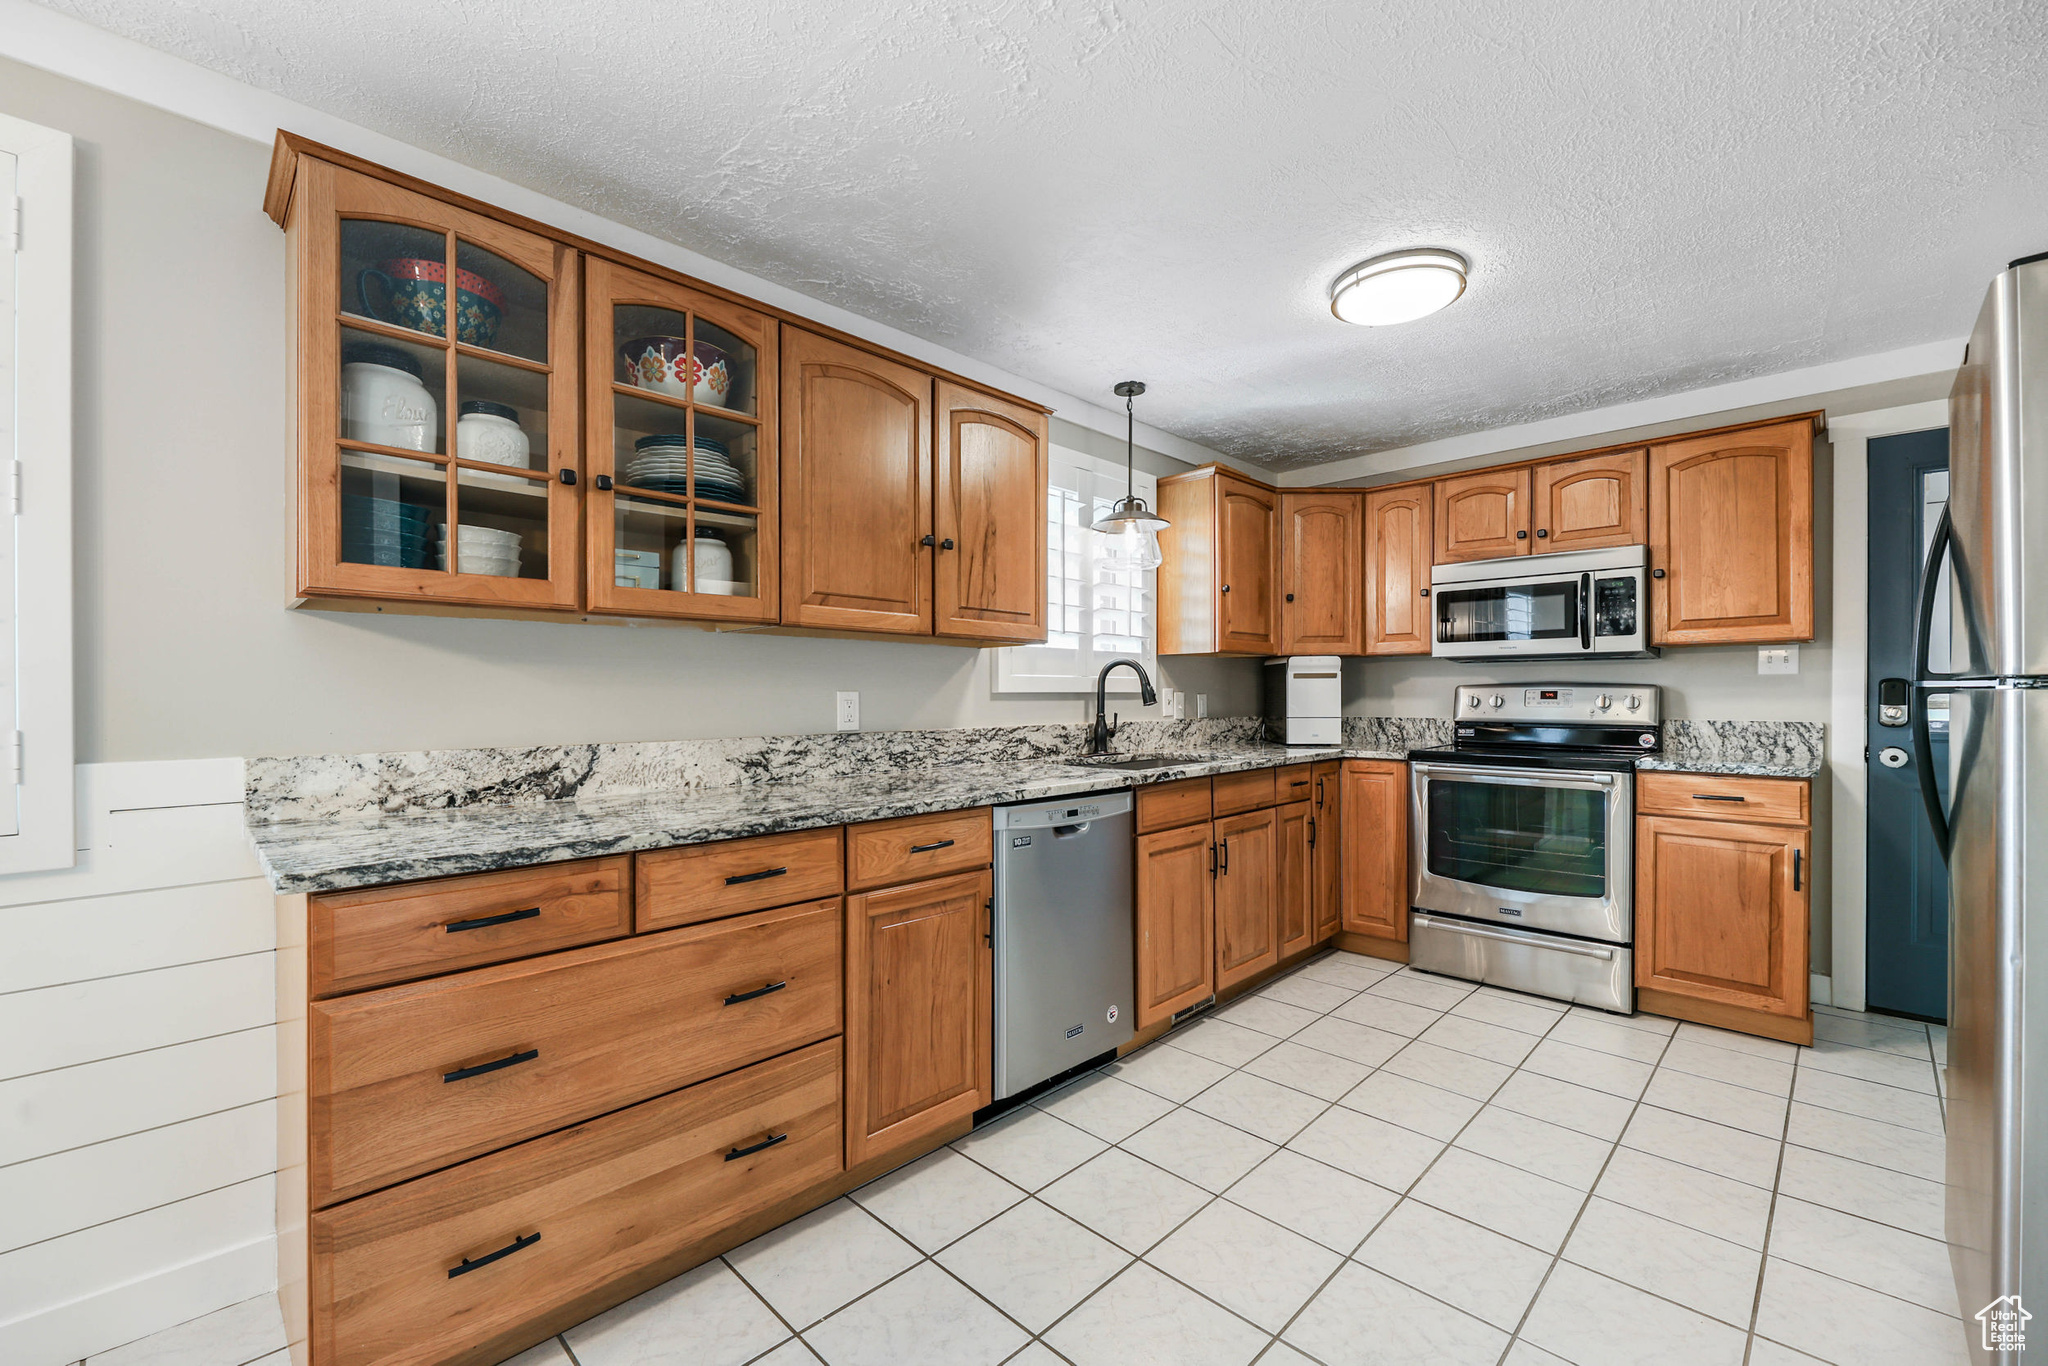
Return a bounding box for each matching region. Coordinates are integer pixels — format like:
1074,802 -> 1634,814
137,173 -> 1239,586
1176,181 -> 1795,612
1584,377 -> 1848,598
992,790 -> 1136,1100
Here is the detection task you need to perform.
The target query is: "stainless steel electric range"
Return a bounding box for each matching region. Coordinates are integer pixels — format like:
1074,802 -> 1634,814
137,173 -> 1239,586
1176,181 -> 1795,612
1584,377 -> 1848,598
1406,682 -> 1662,1012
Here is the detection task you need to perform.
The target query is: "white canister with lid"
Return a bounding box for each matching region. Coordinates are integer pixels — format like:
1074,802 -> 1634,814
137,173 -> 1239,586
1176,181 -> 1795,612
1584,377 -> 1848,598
340,342 -> 437,452
455,401 -> 532,468
671,534 -> 737,592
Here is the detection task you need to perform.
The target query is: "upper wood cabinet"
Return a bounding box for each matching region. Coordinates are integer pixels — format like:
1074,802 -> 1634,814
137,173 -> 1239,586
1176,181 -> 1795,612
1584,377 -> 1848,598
780,328 -> 934,634
284,159 -> 584,610
1530,448 -> 1646,553
933,382 -> 1048,642
1434,467 -> 1531,563
1135,823 -> 1216,1027
584,257 -> 779,621
845,869 -> 991,1167
1158,467 -> 1279,655
1339,759 -> 1409,941
1279,491 -> 1364,655
1648,419 -> 1815,644
1364,484 -> 1433,655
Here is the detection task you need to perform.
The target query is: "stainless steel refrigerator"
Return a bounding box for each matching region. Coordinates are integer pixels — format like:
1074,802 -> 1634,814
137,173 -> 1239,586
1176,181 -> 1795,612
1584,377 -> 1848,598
1921,250 -> 2048,1363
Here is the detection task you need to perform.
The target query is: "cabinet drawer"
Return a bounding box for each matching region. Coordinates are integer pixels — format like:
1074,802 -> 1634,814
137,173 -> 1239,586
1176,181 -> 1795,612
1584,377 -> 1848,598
638,828 -> 845,931
1636,772 -> 1809,826
313,1039 -> 842,1366
1275,764 -> 1315,802
846,808 -> 991,891
1214,767 -> 1277,815
311,857 -> 632,999
1136,777 -> 1213,834
310,898 -> 841,1206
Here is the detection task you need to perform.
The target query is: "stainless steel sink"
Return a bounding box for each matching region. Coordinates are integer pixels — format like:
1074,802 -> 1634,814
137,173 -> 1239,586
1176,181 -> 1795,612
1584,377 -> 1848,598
1068,753 -> 1211,771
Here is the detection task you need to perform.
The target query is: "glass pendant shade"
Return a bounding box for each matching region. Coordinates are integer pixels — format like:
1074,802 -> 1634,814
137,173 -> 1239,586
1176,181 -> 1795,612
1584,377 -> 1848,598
1092,496 -> 1168,571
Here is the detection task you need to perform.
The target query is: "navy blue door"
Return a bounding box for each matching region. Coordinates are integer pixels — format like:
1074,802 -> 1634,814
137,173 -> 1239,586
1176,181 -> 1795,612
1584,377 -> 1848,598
1865,428 -> 1950,1021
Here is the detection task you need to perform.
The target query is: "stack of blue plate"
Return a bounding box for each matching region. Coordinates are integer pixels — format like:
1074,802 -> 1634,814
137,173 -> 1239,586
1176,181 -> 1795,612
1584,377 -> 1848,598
625,433 -> 748,503
342,494 -> 437,568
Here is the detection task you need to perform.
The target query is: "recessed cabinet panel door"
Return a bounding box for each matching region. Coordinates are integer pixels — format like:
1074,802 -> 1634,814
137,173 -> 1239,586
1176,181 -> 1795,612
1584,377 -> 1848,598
1218,475 -> 1279,654
1135,823 -> 1215,1026
1434,468 -> 1532,563
1649,420 -> 1814,644
1214,807 -> 1279,990
845,870 -> 990,1167
781,328 -> 933,634
1530,449 -> 1646,552
1365,485 -> 1433,655
1276,801 -> 1315,959
1636,815 -> 1808,1019
1311,762 -> 1343,939
1340,760 -> 1409,940
934,382 -> 1048,641
1280,492 -> 1364,655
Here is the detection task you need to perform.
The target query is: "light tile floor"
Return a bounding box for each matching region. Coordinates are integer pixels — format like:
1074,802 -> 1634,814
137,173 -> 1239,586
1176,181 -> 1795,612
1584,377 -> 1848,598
91,952 -> 1966,1366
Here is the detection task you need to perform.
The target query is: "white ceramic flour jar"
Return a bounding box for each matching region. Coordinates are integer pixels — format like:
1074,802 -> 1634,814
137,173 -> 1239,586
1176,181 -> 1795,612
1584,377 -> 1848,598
341,342 -> 437,453
455,401 -> 531,468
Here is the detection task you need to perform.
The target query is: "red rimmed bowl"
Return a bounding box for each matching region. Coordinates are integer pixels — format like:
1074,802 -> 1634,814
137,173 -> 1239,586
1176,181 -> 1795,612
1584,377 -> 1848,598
618,336 -> 732,407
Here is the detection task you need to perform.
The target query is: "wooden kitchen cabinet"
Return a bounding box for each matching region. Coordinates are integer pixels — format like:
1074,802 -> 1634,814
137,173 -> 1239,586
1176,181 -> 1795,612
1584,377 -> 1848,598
280,158 -> 584,611
1135,823 -> 1216,1027
1648,417 -> 1814,644
780,327 -> 935,634
1364,483 -> 1434,656
1311,760 -> 1342,939
1339,760 -> 1410,941
1214,807 -> 1280,991
1276,801 -> 1316,960
1434,467 -> 1531,563
1636,808 -> 1811,1043
1530,448 -> 1646,552
1279,491 -> 1363,655
933,382 -> 1049,642
1157,466 -> 1279,655
844,869 -> 991,1166
584,256 -> 780,621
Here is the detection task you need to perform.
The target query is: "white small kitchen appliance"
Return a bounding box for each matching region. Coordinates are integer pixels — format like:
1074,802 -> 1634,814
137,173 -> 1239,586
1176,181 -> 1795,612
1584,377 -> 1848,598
1262,656 -> 1342,745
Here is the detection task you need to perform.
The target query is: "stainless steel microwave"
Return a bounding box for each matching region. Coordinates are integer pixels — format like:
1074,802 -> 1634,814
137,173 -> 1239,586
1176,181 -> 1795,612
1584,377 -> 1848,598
1430,545 -> 1657,661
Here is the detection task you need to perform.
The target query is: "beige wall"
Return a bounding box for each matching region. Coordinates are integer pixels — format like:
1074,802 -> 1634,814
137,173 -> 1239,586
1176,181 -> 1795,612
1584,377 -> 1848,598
3,58 -> 1257,764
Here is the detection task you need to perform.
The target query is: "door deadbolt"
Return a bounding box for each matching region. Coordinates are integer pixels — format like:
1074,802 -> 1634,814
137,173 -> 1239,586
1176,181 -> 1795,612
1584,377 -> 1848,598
1878,678 -> 1910,728
1879,747 -> 1910,769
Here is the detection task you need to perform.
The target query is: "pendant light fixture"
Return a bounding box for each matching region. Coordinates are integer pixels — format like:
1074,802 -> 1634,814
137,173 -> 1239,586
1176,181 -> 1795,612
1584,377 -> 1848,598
1090,380 -> 1170,572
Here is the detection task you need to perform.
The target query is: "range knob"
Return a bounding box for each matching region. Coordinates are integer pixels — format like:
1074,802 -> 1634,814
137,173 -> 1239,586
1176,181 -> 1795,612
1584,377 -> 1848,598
1489,694 -> 1506,709
1594,694 -> 1613,711
1465,694 -> 1482,710
1624,694 -> 1643,711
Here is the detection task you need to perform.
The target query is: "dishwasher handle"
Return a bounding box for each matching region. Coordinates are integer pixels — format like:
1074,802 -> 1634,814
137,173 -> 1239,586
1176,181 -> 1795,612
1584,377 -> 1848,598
1051,822 -> 1093,838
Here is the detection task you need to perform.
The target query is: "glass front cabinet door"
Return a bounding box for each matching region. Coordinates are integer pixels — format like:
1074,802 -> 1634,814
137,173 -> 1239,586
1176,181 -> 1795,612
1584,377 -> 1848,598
584,257 -> 780,622
287,159 -> 582,609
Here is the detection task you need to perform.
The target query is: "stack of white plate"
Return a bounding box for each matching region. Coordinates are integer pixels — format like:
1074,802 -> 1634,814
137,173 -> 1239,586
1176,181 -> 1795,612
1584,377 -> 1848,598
437,523 -> 523,577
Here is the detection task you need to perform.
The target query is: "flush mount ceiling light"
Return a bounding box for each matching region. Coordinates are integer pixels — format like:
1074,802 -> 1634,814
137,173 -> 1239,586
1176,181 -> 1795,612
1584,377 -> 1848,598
1330,248 -> 1469,326
1090,380 -> 1170,572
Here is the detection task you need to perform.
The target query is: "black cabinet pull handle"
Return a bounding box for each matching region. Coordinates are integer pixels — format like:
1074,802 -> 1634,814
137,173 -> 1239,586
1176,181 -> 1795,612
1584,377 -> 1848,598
724,980 -> 788,1006
940,538 -> 956,550
444,906 -> 540,934
1288,778 -> 1309,787
920,534 -> 936,546
594,473 -> 614,490
1209,843 -> 1216,875
1316,777 -> 1325,805
558,468 -> 577,485
1220,839 -> 1229,874
1793,848 -> 1803,891
725,1133 -> 789,1162
443,1048 -> 539,1084
909,839 -> 956,853
1308,816 -> 1316,849
448,1231 -> 539,1278
724,866 -> 789,886
1652,568 -> 1666,579
1691,793 -> 1746,802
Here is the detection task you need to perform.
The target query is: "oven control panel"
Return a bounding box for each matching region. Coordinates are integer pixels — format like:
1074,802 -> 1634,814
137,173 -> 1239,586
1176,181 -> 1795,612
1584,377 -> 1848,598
1452,682 -> 1662,724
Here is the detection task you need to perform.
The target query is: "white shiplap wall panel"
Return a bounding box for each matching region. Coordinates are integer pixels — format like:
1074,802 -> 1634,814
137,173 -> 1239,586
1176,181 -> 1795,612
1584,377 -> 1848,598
5,952 -> 274,1078
0,1100 -> 276,1253
0,758 -> 281,1366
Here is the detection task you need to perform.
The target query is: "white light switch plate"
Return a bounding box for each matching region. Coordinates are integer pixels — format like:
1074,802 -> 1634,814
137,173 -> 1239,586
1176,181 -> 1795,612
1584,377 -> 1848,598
1196,693 -> 1209,718
1758,646 -> 1799,675
836,691 -> 860,730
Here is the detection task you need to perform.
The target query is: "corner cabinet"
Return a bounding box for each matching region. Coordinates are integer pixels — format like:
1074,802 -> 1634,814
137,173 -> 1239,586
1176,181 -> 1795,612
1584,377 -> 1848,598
1648,418 -> 1814,644
1364,484 -> 1433,655
283,158 -> 584,610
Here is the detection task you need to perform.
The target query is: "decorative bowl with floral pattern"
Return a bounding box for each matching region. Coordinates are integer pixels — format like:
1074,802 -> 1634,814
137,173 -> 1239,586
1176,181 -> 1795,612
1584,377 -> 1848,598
618,336 -> 732,408
357,258 -> 505,348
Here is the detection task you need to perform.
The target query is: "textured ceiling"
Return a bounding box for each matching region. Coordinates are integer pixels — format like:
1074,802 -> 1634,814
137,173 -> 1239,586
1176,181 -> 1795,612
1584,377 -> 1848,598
44,0 -> 2048,469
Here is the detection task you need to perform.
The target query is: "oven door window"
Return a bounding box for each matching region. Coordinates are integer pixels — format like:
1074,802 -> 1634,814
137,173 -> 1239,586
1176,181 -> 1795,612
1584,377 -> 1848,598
1436,579 -> 1581,644
1427,778 -> 1608,898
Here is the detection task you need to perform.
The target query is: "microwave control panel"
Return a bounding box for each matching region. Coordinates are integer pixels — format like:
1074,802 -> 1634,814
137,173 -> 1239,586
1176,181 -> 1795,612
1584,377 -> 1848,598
1452,682 -> 1663,724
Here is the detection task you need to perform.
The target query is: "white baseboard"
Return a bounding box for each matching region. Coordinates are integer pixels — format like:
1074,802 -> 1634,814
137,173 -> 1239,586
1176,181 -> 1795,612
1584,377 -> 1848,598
1811,973 -> 1834,1008
0,1234 -> 275,1366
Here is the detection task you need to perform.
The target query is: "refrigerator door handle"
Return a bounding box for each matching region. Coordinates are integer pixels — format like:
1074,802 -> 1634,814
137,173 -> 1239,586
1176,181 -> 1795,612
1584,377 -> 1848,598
1910,503 -> 1956,862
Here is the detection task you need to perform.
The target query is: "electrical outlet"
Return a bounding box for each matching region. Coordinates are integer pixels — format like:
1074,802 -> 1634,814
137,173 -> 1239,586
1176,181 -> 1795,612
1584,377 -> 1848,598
1758,646 -> 1799,675
1196,693 -> 1209,719
835,691 -> 860,731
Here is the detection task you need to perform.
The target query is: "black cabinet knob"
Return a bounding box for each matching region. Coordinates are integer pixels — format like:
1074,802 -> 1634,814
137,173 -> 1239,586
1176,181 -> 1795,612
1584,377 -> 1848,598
1652,568 -> 1666,579
920,534 -> 935,547
941,538 -> 955,550
1536,528 -> 1549,538
594,474 -> 613,491
1420,588 -> 1430,597
1221,584 -> 1231,593
1516,529 -> 1528,539
558,468 -> 577,485
1285,593 -> 1295,602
